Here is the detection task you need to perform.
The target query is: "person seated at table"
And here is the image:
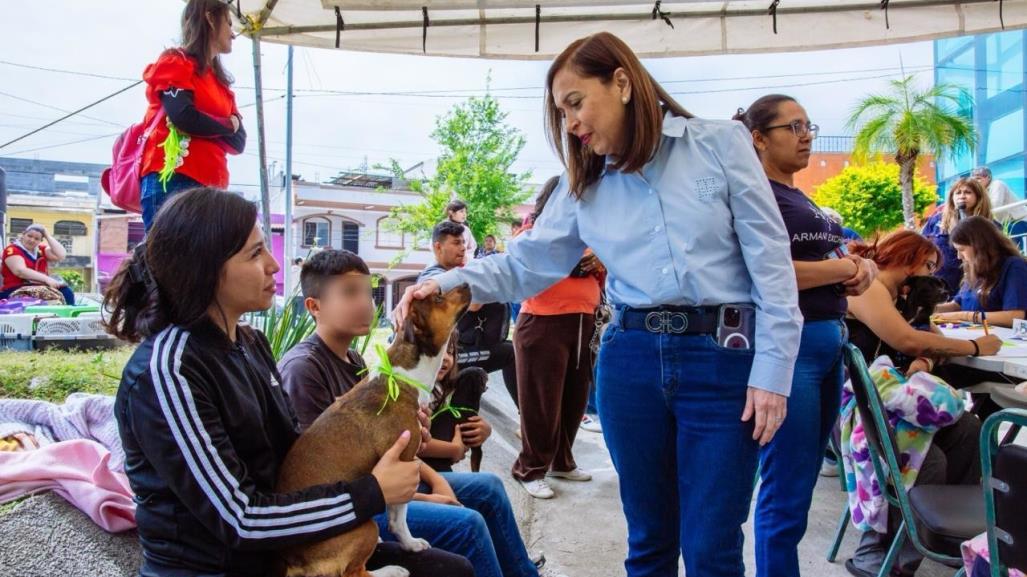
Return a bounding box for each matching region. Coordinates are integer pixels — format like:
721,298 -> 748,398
846,229 -> 1001,373
934,215 -> 1027,328
921,178 -> 997,295
842,229 -> 996,577
839,354 -> 983,577
930,216 -> 1027,418
0,224 -> 75,305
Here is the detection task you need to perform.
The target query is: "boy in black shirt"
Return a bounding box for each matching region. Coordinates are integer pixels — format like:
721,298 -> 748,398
279,250 -> 543,577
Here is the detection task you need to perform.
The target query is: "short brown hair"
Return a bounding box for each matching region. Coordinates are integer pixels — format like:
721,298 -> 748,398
545,32 -> 692,199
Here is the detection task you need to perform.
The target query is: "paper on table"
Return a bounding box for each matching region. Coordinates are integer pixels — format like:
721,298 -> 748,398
940,326 -> 1027,357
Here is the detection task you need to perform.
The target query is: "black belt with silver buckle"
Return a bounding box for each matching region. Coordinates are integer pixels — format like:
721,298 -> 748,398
613,306 -> 719,335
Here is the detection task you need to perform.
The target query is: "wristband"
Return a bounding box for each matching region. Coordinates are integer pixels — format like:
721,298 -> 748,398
971,339 -> 981,357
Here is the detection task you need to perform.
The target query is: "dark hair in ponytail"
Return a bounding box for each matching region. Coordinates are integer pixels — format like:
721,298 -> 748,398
733,94 -> 796,139
104,188 -> 258,342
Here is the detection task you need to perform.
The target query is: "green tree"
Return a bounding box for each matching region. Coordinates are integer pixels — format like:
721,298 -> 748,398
848,75 -> 975,229
812,163 -> 937,237
380,93 -> 532,249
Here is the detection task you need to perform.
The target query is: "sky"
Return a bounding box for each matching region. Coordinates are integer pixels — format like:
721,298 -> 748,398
0,1 -> 937,209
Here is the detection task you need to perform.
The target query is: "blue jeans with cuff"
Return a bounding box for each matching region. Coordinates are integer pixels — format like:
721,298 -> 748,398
596,324 -> 760,577
375,471 -> 538,577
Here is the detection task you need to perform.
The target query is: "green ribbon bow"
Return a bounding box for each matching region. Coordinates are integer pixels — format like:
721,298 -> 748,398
367,343 -> 433,415
430,391 -> 478,422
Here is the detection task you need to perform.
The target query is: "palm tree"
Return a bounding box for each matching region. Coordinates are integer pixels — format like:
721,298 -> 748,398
847,75 -> 976,229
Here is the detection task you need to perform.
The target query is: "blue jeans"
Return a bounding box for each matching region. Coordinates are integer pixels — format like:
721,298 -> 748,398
754,319 -> 846,577
596,326 -> 759,577
376,472 -> 537,577
141,172 -> 202,231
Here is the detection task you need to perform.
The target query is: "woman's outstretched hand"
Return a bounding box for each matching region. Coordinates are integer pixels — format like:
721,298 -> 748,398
392,279 -> 441,330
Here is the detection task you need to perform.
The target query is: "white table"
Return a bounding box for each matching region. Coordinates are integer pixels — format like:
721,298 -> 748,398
939,325 -> 1027,408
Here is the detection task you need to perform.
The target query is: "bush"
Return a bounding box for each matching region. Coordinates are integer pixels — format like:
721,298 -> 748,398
52,269 -> 85,292
812,163 -> 938,237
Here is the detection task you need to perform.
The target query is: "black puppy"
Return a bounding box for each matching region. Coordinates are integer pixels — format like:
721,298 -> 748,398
898,275 -> 950,328
424,332 -> 489,473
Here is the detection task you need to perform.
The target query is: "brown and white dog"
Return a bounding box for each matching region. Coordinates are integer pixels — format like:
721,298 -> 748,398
276,285 -> 471,577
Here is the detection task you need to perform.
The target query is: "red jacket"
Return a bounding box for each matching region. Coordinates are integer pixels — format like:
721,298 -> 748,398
140,51 -> 239,188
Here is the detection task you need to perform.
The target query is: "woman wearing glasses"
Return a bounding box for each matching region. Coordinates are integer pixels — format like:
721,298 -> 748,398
735,95 -> 877,577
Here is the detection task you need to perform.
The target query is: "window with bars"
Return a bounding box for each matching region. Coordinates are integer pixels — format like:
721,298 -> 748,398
342,222 -> 359,254
54,220 -> 87,236
302,218 -> 331,248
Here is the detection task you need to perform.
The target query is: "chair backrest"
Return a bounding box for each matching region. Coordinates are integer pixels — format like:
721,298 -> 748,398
843,344 -> 905,508
981,409 -> 1027,576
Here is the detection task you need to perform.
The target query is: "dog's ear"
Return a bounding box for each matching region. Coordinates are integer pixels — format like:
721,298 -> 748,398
403,316 -> 417,344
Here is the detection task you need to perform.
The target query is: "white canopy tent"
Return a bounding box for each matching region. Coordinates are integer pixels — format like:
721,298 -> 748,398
240,0 -> 1027,59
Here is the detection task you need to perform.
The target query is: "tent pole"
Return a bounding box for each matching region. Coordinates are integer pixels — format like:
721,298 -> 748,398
251,34 -> 272,245
284,45 -> 295,294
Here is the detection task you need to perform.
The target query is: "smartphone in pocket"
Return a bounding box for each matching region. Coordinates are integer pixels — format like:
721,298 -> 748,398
716,304 -> 756,350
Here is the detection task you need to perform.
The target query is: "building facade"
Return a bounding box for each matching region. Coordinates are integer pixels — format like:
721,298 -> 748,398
290,172 -> 532,311
0,157 -> 101,288
794,136 -> 936,196
935,30 -> 1027,198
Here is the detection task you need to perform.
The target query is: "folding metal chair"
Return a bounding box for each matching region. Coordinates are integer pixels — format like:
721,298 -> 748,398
844,344 -> 985,577
980,408 -> 1027,577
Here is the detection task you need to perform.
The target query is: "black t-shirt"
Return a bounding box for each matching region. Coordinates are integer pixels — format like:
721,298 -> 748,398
278,333 -> 367,432
770,179 -> 848,321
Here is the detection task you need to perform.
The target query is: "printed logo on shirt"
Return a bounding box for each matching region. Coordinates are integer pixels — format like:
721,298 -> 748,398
792,231 -> 844,244
694,177 -> 721,203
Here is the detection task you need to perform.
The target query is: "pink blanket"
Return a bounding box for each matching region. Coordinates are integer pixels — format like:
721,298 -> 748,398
0,439 -> 135,532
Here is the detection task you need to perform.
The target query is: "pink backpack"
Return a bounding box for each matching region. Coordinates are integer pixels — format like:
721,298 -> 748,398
100,110 -> 164,214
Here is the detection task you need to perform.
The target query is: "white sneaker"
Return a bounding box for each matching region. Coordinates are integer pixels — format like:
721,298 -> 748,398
531,551 -> 546,569
547,468 -> 592,482
519,478 -> 555,499
820,458 -> 840,477
580,415 -> 602,433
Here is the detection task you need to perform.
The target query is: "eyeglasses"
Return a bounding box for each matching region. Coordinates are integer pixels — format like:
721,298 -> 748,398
765,120 -> 819,139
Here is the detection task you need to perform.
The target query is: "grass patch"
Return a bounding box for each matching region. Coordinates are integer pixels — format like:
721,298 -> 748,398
0,495 -> 30,517
0,348 -> 134,402
0,327 -> 396,404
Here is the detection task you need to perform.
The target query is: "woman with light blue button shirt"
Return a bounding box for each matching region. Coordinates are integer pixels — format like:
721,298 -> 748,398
394,32 -> 802,577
